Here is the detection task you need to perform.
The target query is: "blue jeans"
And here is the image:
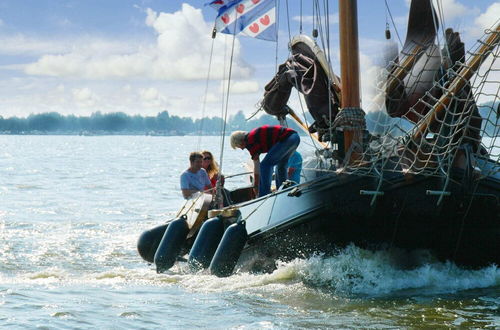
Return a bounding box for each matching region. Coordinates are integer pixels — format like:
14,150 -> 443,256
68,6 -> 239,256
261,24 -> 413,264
259,133 -> 300,196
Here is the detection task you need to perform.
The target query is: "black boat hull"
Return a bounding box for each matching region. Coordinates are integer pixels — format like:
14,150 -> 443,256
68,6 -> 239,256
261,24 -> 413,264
233,168 -> 499,272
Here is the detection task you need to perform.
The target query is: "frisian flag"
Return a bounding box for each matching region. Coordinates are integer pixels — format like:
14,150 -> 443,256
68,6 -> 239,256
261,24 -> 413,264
206,0 -> 276,41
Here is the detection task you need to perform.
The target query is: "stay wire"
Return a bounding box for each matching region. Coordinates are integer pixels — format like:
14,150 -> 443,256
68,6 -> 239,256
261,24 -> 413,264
432,0 -> 445,65
218,16 -> 239,186
220,34 -> 228,148
323,0 -> 334,145
384,0 -> 403,47
285,0 -> 292,43
275,0 -> 280,71
299,0 -> 303,34
197,25 -> 217,149
290,1 -> 323,151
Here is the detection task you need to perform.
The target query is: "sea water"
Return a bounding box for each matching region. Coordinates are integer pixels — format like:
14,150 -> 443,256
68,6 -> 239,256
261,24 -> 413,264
0,135 -> 498,329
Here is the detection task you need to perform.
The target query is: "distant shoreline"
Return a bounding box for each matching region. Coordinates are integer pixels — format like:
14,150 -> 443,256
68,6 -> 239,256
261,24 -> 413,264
0,131 -> 220,136
0,110 -> 288,135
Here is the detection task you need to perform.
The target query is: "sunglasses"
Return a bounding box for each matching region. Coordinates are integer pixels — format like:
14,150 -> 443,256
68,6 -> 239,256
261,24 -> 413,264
203,157 -> 212,161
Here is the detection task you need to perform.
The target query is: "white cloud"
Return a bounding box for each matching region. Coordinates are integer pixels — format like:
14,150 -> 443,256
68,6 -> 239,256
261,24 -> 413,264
0,35 -> 69,56
23,4 -> 253,81
431,0 -> 469,22
204,92 -> 220,103
138,87 -> 169,108
475,3 -> 500,32
359,52 -> 382,111
474,53 -> 500,105
72,87 -> 98,107
139,87 -> 159,101
0,34 -> 140,57
221,80 -> 260,94
464,2 -> 500,40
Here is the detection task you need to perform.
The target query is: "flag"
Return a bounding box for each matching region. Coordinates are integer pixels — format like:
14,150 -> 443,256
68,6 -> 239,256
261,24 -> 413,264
206,0 -> 276,41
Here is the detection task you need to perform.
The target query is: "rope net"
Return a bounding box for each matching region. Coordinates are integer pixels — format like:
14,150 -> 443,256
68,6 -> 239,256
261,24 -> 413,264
309,26 -> 499,182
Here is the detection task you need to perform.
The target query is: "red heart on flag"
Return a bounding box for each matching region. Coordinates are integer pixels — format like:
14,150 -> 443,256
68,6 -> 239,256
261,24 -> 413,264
252,0 -> 260,4
221,14 -> 229,24
213,0 -> 224,4
236,4 -> 245,13
249,23 -> 259,33
260,15 -> 270,26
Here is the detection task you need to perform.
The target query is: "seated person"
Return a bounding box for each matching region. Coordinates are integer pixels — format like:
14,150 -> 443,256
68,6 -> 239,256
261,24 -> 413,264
230,125 -> 300,197
180,152 -> 212,199
201,150 -> 225,188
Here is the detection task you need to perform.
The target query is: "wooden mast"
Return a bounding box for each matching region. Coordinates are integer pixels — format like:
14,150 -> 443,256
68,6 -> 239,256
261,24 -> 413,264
338,0 -> 363,163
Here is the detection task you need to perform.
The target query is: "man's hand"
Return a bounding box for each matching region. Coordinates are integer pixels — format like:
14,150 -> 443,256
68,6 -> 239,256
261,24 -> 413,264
182,189 -> 198,199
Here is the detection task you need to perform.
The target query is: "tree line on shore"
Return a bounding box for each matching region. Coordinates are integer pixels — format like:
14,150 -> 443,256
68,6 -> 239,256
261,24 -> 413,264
1,101 -> 496,136
0,110 -> 294,135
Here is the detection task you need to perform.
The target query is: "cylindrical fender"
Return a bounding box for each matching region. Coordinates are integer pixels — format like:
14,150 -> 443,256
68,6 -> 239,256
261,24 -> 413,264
137,223 -> 169,263
188,216 -> 225,272
209,220 -> 248,277
154,215 -> 189,273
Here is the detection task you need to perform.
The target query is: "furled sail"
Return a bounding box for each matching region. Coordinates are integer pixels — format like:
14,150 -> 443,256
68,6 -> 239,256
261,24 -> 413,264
384,0 -> 483,152
261,35 -> 341,140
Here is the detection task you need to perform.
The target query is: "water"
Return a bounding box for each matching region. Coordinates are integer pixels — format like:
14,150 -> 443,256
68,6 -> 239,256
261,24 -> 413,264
0,135 -> 498,329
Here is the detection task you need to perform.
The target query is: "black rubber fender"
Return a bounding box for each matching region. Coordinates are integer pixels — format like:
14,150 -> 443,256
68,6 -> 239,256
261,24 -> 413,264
209,220 -> 248,277
137,223 -> 169,263
188,216 -> 225,272
154,215 -> 189,273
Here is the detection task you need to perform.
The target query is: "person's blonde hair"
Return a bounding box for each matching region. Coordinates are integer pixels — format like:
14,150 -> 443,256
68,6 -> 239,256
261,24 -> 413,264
201,150 -> 220,179
230,131 -> 247,149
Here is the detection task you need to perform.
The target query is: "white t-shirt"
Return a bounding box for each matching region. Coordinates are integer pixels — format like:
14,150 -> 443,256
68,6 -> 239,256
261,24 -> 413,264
180,168 -> 211,197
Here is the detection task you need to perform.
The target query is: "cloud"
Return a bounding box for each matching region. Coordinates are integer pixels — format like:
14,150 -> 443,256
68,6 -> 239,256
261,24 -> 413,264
0,34 -> 140,56
204,92 -> 220,103
463,2 -> 500,40
221,80 -> 260,94
138,87 -> 170,108
475,3 -> 500,32
0,35 -> 69,56
139,87 -> 159,101
72,87 -> 98,107
431,0 -> 469,22
474,52 -> 500,105
23,4 -> 253,81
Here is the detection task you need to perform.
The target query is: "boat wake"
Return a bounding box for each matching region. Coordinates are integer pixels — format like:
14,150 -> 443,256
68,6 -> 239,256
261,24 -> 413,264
2,245 -> 498,299
283,245 -> 500,297
162,245 -> 500,297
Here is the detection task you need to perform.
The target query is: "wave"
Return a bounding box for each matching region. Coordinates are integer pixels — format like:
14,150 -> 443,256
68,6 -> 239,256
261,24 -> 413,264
1,245 -> 498,298
147,245 -> 500,297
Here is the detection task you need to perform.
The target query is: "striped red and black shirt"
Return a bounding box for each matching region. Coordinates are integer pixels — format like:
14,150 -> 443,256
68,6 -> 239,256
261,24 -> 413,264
245,125 -> 296,159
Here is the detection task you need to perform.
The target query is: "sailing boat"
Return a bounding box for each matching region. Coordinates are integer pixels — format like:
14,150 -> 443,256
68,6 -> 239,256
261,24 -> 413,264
138,0 -> 500,276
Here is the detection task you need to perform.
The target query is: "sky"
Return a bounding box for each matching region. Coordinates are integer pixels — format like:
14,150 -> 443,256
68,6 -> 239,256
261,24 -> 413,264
0,0 -> 498,119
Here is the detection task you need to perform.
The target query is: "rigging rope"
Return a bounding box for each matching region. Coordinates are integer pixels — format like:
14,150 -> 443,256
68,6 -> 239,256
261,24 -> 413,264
215,12 -> 241,207
196,26 -> 217,150
384,0 -> 403,47
275,0 -> 280,72
431,0 -> 445,66
299,0 -> 303,34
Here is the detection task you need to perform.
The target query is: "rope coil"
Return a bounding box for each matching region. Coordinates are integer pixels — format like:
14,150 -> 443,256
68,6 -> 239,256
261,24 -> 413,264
333,107 -> 366,130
